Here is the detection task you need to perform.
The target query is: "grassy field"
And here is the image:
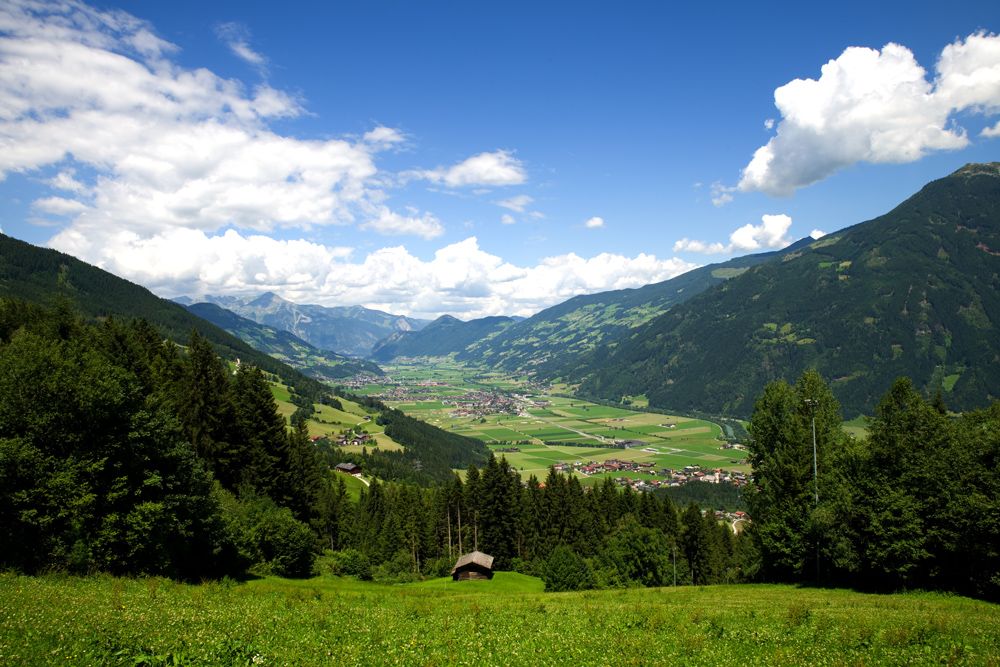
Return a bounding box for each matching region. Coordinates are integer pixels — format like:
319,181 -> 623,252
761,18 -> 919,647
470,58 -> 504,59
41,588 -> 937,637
1,573 -> 997,665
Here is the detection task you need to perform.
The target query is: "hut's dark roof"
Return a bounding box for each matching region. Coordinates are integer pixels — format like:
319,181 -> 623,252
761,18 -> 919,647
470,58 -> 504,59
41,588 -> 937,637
451,551 -> 494,574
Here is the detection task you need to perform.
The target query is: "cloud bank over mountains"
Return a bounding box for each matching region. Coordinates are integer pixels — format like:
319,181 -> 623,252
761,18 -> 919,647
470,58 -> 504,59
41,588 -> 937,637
1,2 -> 995,319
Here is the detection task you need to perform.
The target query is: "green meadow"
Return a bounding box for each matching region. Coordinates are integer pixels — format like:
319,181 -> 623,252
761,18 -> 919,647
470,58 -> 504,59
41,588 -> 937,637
2,572 -> 997,666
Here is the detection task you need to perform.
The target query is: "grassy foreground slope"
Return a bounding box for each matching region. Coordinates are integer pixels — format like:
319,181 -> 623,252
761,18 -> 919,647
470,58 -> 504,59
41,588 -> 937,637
2,573 -> 998,666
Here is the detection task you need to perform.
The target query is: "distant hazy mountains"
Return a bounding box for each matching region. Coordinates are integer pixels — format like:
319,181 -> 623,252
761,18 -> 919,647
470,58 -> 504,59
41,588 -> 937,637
5,162 -> 996,417
185,302 -> 383,380
195,292 -> 428,357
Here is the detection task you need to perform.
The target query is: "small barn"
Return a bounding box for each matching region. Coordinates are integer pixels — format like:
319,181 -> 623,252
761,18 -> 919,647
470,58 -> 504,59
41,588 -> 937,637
451,551 -> 494,581
335,462 -> 362,476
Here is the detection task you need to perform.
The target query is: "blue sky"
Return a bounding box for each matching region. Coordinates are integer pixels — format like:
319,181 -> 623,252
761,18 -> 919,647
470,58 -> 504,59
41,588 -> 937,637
0,0 -> 998,318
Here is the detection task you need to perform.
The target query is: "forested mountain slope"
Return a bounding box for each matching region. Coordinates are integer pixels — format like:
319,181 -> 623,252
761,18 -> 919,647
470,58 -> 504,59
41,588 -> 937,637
186,302 -> 383,380
0,233 -> 324,398
580,163 -> 1000,417
453,238 -> 815,378
203,292 -> 428,357
370,314 -> 516,361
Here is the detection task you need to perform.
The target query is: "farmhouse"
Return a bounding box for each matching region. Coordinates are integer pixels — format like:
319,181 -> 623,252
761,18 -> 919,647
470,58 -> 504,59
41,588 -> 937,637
451,551 -> 495,581
335,462 -> 362,476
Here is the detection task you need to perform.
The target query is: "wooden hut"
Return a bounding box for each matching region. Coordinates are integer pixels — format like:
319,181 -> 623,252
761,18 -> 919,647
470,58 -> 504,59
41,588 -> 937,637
335,462 -> 362,476
451,551 -> 495,581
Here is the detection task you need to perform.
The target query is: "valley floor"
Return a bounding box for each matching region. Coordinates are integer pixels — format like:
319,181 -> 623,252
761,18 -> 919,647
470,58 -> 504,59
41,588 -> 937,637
1,572 -> 997,665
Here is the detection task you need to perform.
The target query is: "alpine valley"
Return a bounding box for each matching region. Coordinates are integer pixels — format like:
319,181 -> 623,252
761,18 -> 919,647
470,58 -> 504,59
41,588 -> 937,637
9,163 -> 996,418
369,163 -> 1000,418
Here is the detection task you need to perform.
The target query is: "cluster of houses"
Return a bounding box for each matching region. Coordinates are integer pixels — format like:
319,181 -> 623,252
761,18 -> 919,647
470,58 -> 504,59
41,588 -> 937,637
333,431 -> 374,447
549,459 -> 749,493
445,391 -> 520,418
340,373 -> 386,390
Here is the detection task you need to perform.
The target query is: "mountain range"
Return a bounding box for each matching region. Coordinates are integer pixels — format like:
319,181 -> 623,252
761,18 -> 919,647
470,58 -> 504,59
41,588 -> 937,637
184,302 -> 383,380
578,163 -> 1000,417
195,292 -> 427,357
2,163 -> 997,419
365,163 -> 1000,417
370,314 -> 518,361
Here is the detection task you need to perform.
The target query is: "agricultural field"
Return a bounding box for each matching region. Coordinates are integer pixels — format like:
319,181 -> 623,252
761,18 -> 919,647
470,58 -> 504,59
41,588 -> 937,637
2,572 -> 998,666
362,363 -> 748,482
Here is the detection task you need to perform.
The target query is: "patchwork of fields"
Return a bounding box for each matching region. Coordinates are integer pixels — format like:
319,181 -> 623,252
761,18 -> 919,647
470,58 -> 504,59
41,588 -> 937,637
271,361 -> 750,484
364,363 -> 749,481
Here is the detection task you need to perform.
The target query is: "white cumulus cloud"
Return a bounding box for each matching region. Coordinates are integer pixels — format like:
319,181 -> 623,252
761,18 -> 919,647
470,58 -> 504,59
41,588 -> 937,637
360,206 -> 444,239
0,1 -> 701,320
32,196 -> 89,216
738,31 -> 1000,196
0,0 -> 447,259
414,150 -> 526,188
76,230 -> 697,319
674,213 -> 794,255
584,216 -> 605,229
982,120 -> 1000,138
363,125 -> 405,147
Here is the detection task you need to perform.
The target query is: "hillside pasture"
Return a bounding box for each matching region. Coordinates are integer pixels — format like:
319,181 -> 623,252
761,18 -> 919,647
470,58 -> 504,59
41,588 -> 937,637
268,384 -> 404,451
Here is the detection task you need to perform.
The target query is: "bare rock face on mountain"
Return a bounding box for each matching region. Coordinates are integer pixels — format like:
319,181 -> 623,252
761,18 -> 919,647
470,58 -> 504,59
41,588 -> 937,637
201,292 -> 429,357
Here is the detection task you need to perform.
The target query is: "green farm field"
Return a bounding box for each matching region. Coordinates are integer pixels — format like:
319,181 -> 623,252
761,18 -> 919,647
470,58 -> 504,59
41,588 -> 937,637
2,572 -> 997,666
366,367 -> 746,481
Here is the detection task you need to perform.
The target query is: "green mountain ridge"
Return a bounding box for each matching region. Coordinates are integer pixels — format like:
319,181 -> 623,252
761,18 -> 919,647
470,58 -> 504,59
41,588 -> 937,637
578,162 -> 1000,417
203,292 -> 428,357
0,233 -> 326,398
370,314 -> 517,362
185,302 -> 384,380
445,237 -> 816,376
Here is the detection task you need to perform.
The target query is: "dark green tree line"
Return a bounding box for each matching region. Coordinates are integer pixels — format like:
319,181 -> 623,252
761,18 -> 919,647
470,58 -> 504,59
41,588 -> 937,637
747,370 -> 1000,601
0,300 -> 330,579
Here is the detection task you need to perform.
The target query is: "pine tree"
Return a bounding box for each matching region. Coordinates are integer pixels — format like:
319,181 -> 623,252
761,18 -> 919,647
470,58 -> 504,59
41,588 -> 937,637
283,419 -> 324,522
854,377 -> 946,589
230,364 -> 286,494
479,455 -> 518,568
177,331 -> 237,482
680,503 -> 717,585
746,369 -> 844,581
